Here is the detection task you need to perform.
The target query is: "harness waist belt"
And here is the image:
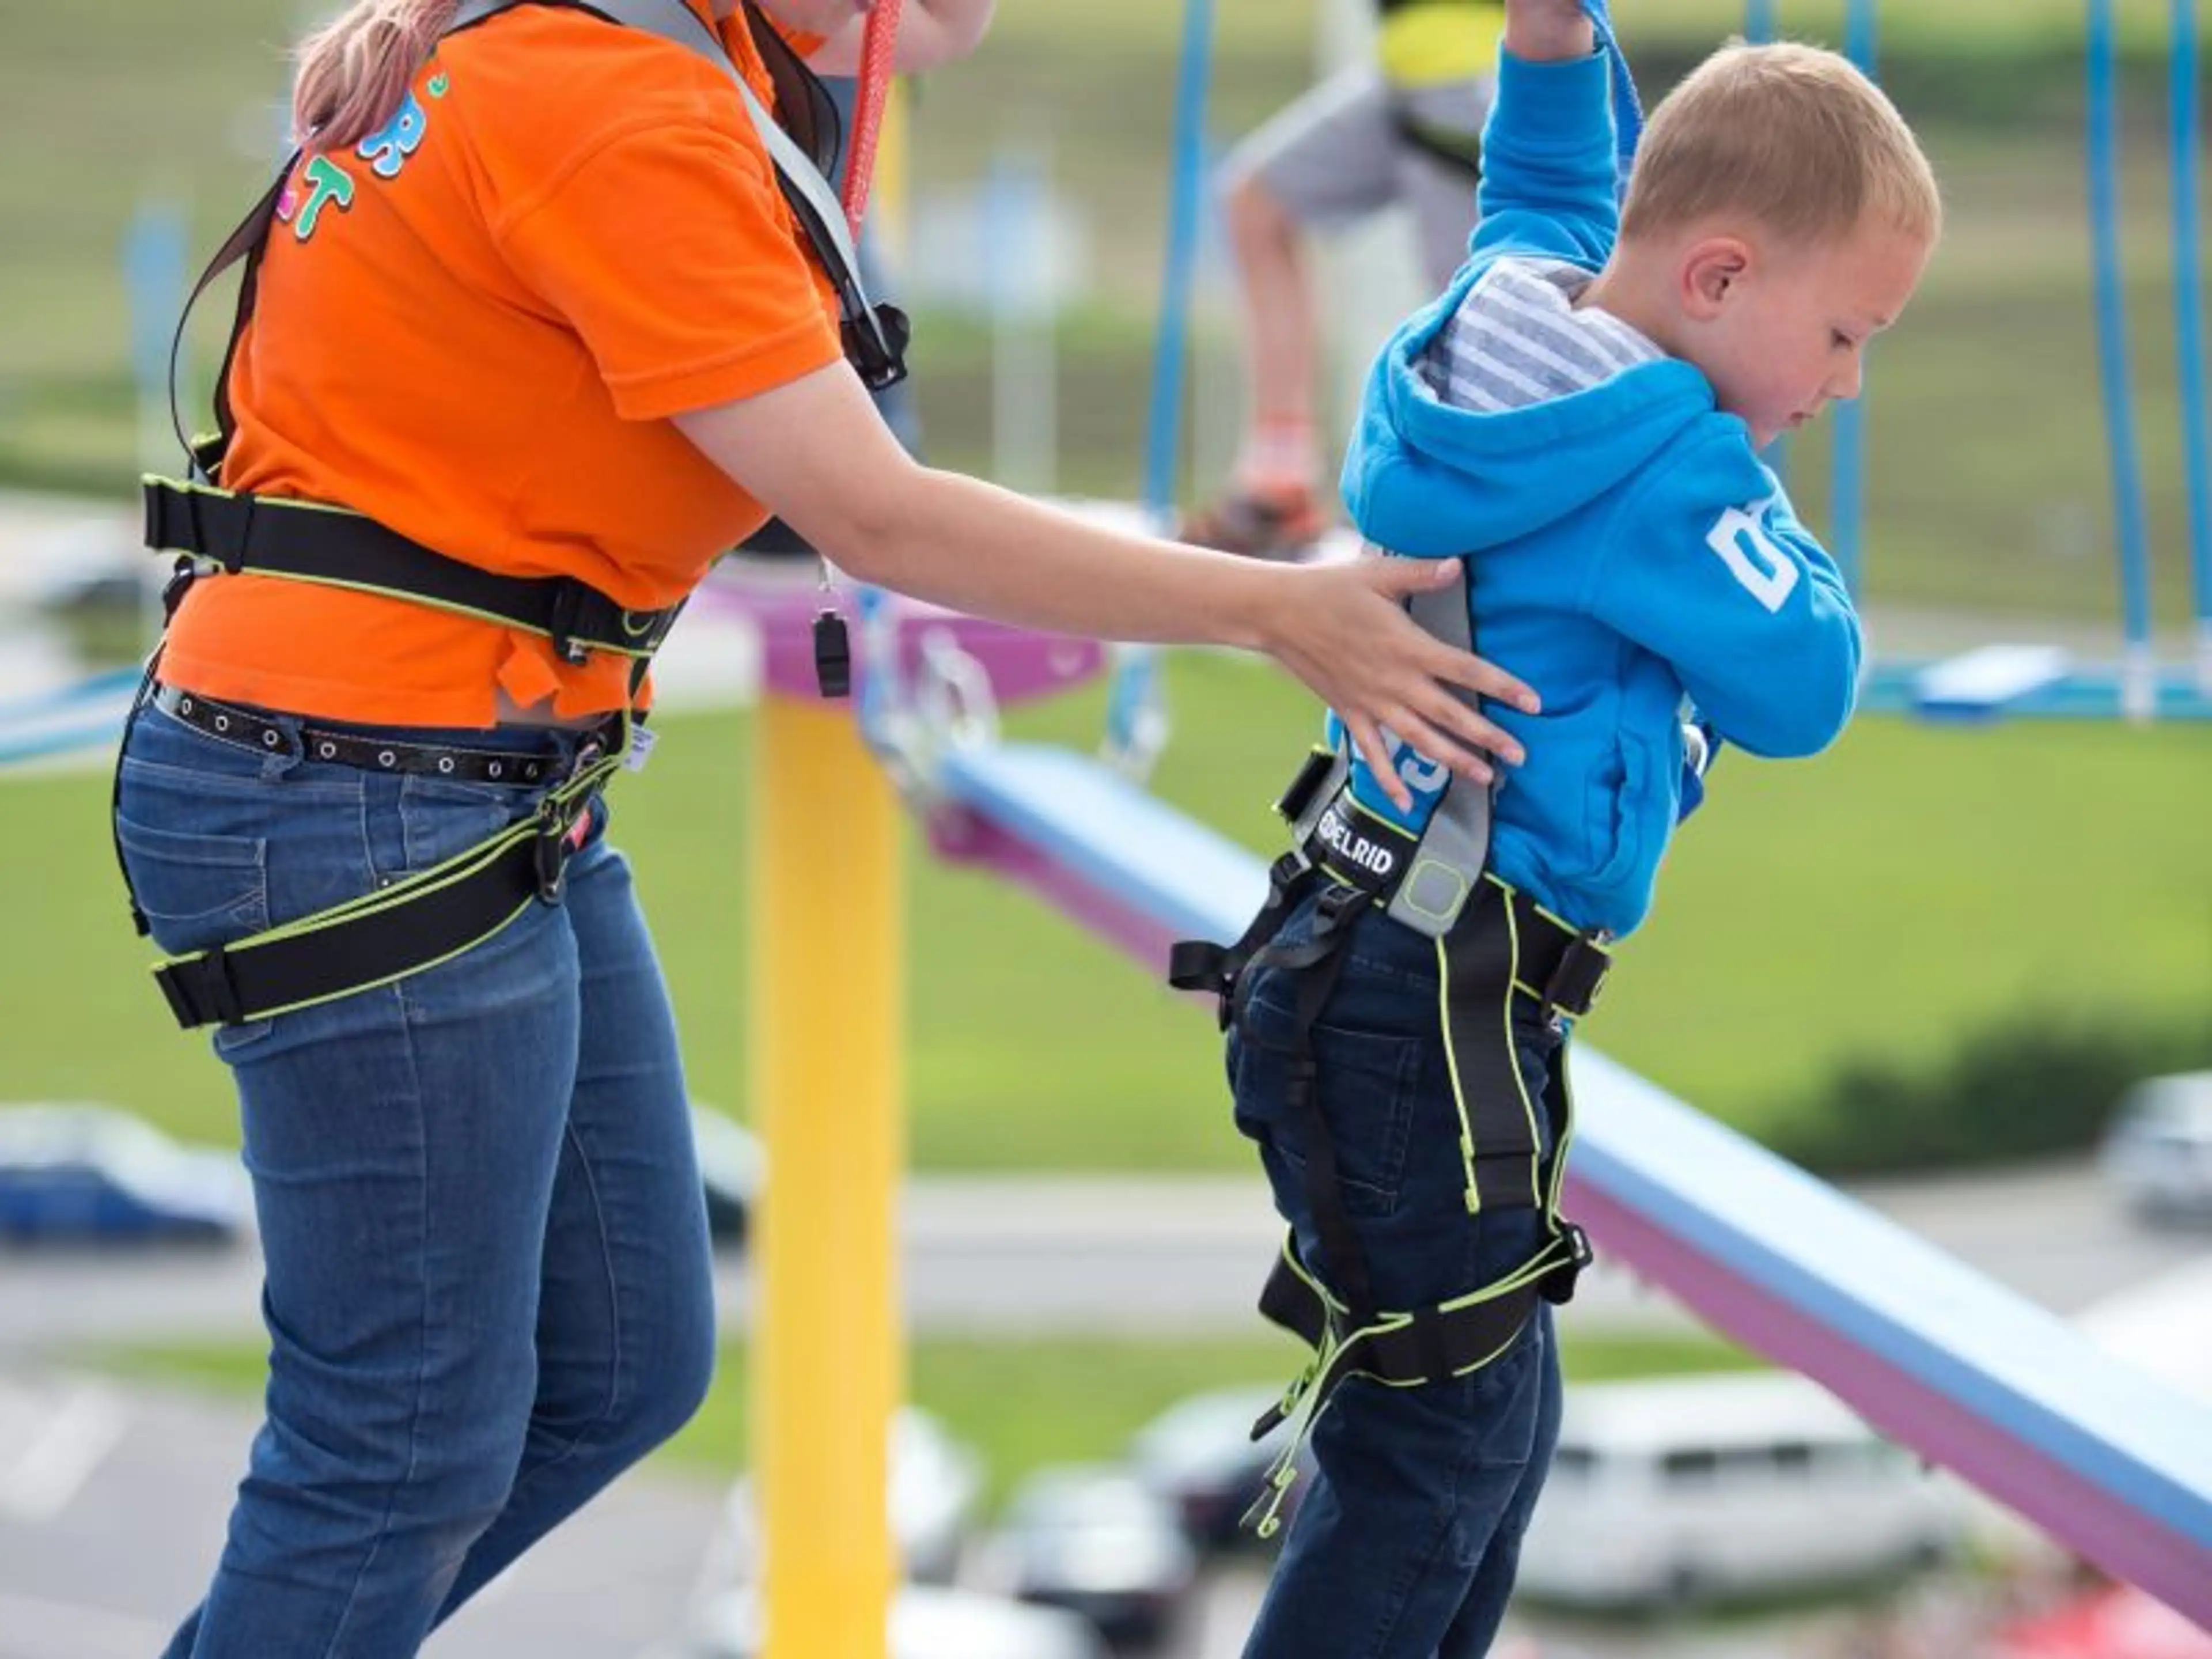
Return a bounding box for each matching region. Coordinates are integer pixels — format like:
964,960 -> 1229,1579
1301,786 -> 1613,1021
143,479 -> 684,664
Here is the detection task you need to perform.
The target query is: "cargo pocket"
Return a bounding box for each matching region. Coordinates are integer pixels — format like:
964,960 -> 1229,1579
1232,979 -> 1426,1219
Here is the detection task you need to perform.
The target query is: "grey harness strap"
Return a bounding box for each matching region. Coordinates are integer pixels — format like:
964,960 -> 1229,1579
446,0 -> 892,360
1384,555 -> 1497,938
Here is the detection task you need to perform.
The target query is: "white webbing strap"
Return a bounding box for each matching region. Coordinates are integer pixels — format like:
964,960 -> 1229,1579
445,0 -> 880,332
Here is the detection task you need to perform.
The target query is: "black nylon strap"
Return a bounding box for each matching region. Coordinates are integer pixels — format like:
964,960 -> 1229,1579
1167,852 -> 1315,1029
151,807 -> 582,1030
1253,1235 -> 1554,1393
142,480 -> 683,663
1255,888 -> 1374,1320
1300,793 -> 1612,1021
1441,882 -> 1551,1212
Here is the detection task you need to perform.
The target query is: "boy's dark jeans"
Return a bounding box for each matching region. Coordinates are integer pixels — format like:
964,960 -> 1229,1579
1228,893 -> 1566,1659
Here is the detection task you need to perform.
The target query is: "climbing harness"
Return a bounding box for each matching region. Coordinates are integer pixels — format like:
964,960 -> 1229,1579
1168,567 -> 1608,1537
1166,0 -> 1646,1533
124,0 -> 905,1030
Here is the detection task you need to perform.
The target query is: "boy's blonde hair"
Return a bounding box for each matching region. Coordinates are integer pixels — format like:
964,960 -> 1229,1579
1620,42 -> 1942,248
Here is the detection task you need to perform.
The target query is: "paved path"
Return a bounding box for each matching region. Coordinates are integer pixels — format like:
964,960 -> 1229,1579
2,1164 -> 2200,1366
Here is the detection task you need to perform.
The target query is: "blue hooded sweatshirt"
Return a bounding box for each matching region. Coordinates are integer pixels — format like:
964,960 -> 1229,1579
1330,48 -> 1863,938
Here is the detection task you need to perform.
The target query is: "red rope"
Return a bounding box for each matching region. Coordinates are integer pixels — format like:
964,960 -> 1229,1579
839,0 -> 904,238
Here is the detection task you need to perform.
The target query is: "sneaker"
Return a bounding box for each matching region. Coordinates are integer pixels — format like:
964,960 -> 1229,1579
1178,486 -> 1327,560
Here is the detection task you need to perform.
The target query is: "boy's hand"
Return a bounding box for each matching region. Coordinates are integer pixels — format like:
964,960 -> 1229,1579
1503,0 -> 1595,62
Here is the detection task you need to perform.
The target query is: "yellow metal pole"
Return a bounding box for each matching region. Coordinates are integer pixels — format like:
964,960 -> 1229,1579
752,692 -> 904,1659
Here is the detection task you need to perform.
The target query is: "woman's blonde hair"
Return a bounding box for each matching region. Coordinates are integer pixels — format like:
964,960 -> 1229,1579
292,0 -> 462,151
1620,41 -> 1942,249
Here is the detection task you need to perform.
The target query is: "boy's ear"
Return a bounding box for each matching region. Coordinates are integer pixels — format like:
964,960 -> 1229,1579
1680,237 -> 1753,320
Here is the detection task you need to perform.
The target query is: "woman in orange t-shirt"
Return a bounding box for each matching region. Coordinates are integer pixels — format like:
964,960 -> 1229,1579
117,2 -> 1539,1652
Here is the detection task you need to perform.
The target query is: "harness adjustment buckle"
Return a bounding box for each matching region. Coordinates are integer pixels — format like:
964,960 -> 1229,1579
154,943 -> 247,1030
1540,1221 -> 1594,1306
1273,748 -> 1339,827
533,804 -> 581,905
546,581 -> 591,665
161,556 -> 201,623
1541,933 -> 1612,1020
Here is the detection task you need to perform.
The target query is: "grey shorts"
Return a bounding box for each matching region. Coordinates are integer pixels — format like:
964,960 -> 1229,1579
1225,66 -> 1494,289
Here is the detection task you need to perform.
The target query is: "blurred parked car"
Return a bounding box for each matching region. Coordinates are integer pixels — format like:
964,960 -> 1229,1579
1125,1383 -> 1308,1552
2099,1072 -> 2212,1224
664,1582 -> 1108,1659
0,1103 -> 248,1247
977,1464 -> 1196,1649
706,1407 -> 986,1589
1514,1372 -> 1960,1610
689,1105 -> 764,1250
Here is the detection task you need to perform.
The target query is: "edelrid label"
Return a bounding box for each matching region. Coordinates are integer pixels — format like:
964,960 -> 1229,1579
1316,806 -> 1398,877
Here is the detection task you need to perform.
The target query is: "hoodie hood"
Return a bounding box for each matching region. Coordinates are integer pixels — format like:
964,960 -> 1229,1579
1342,260 -> 1719,555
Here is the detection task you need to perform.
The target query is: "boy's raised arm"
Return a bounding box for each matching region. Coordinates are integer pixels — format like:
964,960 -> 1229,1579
1471,2 -> 1617,269
1585,441 -> 1865,760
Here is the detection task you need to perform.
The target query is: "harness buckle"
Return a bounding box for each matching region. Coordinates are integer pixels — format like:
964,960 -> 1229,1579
227,492 -> 254,575
1541,934 -> 1612,1020
161,556 -> 201,623
1540,1221 -> 1594,1306
546,581 -> 591,665
154,943 -> 247,1030
533,804 -> 582,904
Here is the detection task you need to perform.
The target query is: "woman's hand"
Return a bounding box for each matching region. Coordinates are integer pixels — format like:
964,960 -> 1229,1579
677,366 -> 1536,808
1252,556 -> 1539,810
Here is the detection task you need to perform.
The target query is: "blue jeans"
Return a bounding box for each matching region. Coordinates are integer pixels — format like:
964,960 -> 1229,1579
115,699 -> 717,1659
1228,893 -> 1566,1659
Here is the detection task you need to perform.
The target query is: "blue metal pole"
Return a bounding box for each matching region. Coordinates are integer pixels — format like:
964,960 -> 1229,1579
2089,0 -> 2160,718
1114,0 -> 1215,777
1828,0 -> 1880,598
1142,0 -> 1215,527
2171,0 -> 2212,692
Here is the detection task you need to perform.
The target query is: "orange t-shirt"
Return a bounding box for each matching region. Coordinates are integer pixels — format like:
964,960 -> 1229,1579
161,1 -> 844,727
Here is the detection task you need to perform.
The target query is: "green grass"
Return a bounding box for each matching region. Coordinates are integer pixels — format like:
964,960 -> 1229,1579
8,656 -> 2207,1165
88,1328 -> 1762,1505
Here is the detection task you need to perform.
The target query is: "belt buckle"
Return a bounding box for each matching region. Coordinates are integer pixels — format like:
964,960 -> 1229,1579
533,803 -> 579,904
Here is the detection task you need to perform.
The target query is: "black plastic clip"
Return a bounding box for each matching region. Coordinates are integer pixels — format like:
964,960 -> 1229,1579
546,582 -> 590,665
1539,1221 -> 1594,1307
533,806 -> 577,905
813,609 -> 851,699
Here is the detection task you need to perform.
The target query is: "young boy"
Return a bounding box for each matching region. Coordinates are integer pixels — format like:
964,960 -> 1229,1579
1195,3 -> 1942,1654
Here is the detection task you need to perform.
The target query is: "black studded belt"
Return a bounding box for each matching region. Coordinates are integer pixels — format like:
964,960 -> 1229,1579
151,684 -> 618,787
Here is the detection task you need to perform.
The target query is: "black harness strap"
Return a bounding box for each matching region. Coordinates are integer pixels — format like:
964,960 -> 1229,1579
142,484 -> 685,665
149,732 -> 617,1031
1254,1233 -> 1559,1404
1252,884 -> 1375,1319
